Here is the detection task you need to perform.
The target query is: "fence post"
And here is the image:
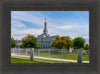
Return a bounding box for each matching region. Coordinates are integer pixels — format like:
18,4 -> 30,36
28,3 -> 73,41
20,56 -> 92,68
13,48 -> 14,53
38,49 -> 40,61
26,48 -> 27,56
48,49 -> 50,62
77,49 -> 83,63
36,49 -> 37,56
30,48 -> 34,60
61,49 -> 63,63
19,47 -> 20,55
31,48 -> 34,60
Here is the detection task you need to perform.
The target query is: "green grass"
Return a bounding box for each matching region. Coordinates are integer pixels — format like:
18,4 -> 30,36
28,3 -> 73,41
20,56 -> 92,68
34,52 -> 89,61
16,49 -> 89,61
83,56 -> 89,61
11,57 -> 47,63
11,57 -> 76,63
34,58 -> 76,63
19,52 -> 89,61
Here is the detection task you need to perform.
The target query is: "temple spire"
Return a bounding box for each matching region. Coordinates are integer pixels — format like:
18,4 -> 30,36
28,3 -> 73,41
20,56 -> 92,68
43,16 -> 48,35
45,16 -> 46,22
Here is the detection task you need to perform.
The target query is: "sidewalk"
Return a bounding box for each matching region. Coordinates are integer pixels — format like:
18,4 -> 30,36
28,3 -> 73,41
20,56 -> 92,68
11,53 -> 89,63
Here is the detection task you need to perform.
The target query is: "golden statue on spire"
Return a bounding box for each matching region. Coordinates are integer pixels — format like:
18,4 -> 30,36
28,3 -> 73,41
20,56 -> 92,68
45,16 -> 46,22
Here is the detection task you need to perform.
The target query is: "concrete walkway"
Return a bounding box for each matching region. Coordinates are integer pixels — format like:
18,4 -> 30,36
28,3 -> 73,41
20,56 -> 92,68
11,53 -> 89,63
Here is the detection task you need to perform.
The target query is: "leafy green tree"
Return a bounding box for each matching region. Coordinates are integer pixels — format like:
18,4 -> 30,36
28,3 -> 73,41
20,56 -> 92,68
51,36 -> 73,49
73,37 -> 86,49
65,37 -> 73,49
55,39 -> 66,49
11,37 -> 17,48
84,44 -> 89,50
22,34 -> 38,48
51,36 -> 60,48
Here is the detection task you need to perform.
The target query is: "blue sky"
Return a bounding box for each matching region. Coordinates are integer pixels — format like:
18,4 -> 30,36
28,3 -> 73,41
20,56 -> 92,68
11,11 -> 89,43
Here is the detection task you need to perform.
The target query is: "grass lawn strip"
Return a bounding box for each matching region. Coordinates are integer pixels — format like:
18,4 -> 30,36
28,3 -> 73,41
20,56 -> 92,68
11,54 -> 89,63
11,57 -> 47,63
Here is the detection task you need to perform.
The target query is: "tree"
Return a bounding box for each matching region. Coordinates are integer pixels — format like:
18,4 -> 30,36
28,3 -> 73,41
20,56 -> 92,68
36,44 -> 40,49
51,36 -> 60,48
55,39 -> 66,49
73,37 -> 86,49
22,34 -> 38,48
84,44 -> 89,50
65,37 -> 73,49
11,37 -> 17,48
51,36 -> 73,49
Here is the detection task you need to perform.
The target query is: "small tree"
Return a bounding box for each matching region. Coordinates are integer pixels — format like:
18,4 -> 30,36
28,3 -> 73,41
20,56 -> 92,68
51,36 -> 73,49
22,34 -> 38,48
51,36 -> 60,48
55,39 -> 66,49
11,37 -> 17,48
84,44 -> 89,50
73,37 -> 86,49
65,37 -> 73,49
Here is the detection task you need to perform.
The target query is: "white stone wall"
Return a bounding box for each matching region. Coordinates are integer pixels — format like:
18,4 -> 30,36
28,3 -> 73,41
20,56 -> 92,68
38,35 -> 58,48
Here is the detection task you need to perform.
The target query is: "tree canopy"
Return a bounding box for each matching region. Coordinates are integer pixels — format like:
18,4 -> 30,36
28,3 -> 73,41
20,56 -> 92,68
84,44 -> 89,50
51,36 -> 73,49
11,37 -> 17,48
22,34 -> 38,48
73,37 -> 86,49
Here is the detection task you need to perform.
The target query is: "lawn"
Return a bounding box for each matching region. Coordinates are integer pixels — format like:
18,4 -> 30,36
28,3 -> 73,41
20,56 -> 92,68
34,58 -> 76,63
34,52 -> 89,61
11,57 -> 76,63
11,57 -> 47,63
15,49 -> 89,61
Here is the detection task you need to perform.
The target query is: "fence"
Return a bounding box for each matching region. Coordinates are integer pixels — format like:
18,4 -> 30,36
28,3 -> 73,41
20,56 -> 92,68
11,48 -> 89,63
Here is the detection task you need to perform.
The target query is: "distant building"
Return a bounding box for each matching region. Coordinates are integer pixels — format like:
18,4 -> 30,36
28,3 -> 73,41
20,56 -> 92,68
16,40 -> 22,48
38,17 -> 59,48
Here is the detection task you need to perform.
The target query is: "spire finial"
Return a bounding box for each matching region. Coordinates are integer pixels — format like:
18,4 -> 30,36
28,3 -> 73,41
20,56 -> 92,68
45,16 -> 46,22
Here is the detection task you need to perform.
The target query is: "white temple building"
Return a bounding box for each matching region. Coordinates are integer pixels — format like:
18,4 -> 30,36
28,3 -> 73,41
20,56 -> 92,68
38,17 -> 59,48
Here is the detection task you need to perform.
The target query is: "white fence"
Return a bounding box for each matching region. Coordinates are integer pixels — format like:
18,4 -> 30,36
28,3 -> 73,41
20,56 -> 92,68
11,48 -> 72,63
11,48 -> 89,63
11,48 -> 32,55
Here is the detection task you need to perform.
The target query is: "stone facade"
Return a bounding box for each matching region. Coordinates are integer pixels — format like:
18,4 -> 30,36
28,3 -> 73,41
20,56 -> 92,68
38,17 -> 59,48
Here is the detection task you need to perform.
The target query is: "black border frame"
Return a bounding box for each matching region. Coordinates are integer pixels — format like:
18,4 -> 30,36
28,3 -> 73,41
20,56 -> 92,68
0,0 -> 100,74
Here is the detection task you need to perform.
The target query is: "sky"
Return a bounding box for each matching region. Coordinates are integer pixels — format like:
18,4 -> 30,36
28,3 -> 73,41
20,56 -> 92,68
11,11 -> 89,43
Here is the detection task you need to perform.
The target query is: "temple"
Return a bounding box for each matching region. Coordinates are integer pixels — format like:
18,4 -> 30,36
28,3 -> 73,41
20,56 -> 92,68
38,17 -> 59,48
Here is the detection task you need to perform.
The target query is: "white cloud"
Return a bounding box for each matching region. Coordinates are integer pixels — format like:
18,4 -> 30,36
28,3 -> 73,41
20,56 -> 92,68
11,11 -> 45,27
11,28 -> 43,39
57,25 -> 73,29
11,20 -> 26,28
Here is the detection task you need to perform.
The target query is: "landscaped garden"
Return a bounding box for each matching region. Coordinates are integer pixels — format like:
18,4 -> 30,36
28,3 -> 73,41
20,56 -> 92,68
11,34 -> 89,63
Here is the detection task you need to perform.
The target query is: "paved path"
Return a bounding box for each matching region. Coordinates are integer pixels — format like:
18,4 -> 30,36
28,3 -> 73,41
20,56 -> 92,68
11,53 -> 89,63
